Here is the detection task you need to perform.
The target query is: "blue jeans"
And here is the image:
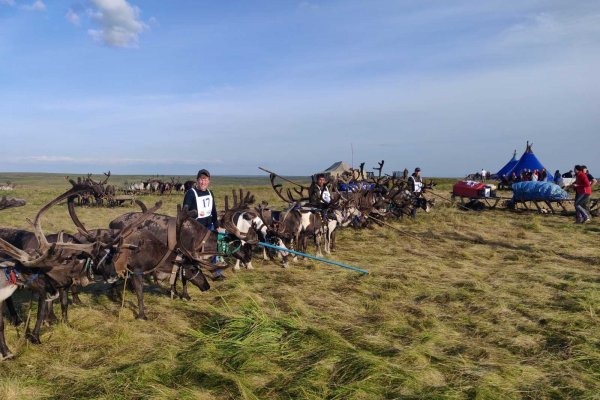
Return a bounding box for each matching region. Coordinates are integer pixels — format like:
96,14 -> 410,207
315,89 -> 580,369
574,193 -> 591,222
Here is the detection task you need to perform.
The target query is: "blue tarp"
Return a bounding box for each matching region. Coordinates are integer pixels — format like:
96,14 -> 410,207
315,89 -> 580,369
496,151 -> 518,177
338,183 -> 375,192
511,181 -> 569,202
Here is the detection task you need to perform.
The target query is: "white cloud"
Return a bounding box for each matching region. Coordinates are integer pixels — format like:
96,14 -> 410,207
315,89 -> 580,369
87,0 -> 147,48
0,0 -> 15,6
21,0 -> 45,11
298,1 -> 319,11
65,8 -> 81,26
499,11 -> 600,49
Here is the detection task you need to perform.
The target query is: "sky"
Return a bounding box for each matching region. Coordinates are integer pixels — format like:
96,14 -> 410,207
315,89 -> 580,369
1,0 -> 599,176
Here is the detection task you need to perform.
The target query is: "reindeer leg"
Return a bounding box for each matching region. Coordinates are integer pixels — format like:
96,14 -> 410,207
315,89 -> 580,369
315,232 -> 324,258
331,229 -> 337,252
45,298 -> 58,326
132,273 -> 147,320
109,281 -> 120,302
275,238 -> 289,268
245,260 -> 254,270
0,301 -> 14,360
27,291 -> 47,344
71,285 -> 82,305
301,234 -> 309,259
292,236 -> 299,262
5,297 -> 22,327
233,259 -> 241,271
59,288 -> 71,327
169,263 -> 180,300
180,268 -> 191,301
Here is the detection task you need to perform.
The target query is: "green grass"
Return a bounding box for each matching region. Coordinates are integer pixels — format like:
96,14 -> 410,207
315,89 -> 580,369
0,174 -> 599,399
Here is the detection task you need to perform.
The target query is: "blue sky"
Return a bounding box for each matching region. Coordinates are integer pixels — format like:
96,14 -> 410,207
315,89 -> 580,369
1,0 -> 599,176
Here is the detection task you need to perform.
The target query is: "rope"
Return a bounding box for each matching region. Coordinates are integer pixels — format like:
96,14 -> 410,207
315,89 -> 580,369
427,190 -> 472,211
216,233 -> 242,256
258,241 -> 368,275
365,214 -> 424,241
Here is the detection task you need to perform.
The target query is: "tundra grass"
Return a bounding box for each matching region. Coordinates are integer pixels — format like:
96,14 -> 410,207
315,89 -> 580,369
0,175 -> 598,399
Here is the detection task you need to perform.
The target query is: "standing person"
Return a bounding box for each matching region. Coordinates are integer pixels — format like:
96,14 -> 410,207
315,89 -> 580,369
183,169 -> 219,230
480,168 -> 487,182
183,169 -> 226,275
583,166 -> 598,187
170,169 -> 223,294
531,169 -> 539,182
408,168 -> 424,218
553,170 -> 561,182
573,165 -> 592,224
540,168 -> 547,181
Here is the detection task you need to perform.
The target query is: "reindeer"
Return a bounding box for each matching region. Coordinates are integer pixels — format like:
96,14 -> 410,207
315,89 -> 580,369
0,185 -> 112,358
253,201 -> 291,268
0,183 -> 167,358
219,191 -> 291,270
0,182 -> 14,191
183,180 -> 196,191
64,172 -> 112,207
173,177 -> 186,192
0,196 -> 26,210
267,174 -> 326,259
108,192 -> 257,319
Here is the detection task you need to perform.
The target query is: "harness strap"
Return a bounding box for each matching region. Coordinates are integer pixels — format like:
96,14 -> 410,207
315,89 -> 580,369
176,227 -> 220,271
114,218 -> 180,277
198,228 -> 212,253
143,218 -> 178,275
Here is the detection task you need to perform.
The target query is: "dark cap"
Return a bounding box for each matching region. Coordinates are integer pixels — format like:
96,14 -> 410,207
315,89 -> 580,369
414,167 -> 421,172
197,169 -> 210,179
581,165 -> 588,170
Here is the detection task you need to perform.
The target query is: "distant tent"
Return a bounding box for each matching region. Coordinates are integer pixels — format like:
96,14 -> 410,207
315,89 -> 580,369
508,142 -> 553,181
496,150 -> 518,178
317,161 -> 352,178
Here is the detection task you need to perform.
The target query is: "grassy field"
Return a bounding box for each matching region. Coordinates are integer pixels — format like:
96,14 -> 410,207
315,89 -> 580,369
0,174 -> 599,399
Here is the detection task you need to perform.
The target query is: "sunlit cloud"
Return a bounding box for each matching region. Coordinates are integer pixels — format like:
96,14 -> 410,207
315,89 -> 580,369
87,0 -> 147,47
21,0 -> 45,11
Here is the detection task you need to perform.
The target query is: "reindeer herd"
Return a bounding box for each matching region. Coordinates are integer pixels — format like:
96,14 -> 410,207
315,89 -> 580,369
0,165 -> 434,360
62,172 -> 194,208
123,177 -> 192,195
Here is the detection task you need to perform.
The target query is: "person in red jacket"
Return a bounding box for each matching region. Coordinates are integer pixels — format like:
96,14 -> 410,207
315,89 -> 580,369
572,165 -> 592,223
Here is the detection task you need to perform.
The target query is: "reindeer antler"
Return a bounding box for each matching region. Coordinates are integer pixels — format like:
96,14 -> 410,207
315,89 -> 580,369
220,189 -> 258,243
101,171 -> 111,185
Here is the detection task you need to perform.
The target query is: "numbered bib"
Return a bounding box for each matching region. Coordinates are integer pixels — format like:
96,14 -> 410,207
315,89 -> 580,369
322,187 -> 331,203
194,192 -> 213,218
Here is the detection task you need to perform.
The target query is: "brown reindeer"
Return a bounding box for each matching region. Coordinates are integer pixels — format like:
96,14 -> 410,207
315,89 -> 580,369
0,196 -> 26,210
0,184 -> 161,358
108,192 -> 256,319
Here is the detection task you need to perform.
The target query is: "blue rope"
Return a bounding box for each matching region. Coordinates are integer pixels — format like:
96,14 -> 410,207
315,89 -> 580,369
257,241 -> 369,275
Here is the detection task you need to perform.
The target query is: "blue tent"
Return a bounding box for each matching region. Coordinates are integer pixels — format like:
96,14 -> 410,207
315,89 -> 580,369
509,142 -> 553,181
496,150 -> 518,177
